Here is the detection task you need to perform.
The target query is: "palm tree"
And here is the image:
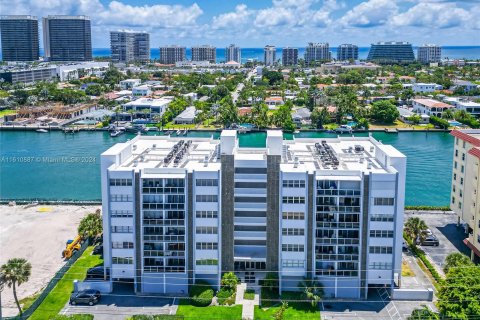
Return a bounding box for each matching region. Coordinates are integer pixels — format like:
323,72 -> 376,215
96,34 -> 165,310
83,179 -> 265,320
442,109 -> 454,120
1,258 -> 32,316
298,278 -> 324,307
404,217 -> 428,245
78,210 -> 103,240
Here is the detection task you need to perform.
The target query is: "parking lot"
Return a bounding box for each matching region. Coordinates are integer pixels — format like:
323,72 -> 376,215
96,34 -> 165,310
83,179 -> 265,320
61,283 -> 177,320
405,211 -> 471,270
320,288 -> 437,320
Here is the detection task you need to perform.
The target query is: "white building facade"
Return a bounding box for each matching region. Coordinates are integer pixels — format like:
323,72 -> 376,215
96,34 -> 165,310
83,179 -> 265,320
101,131 -> 406,298
264,45 -> 276,66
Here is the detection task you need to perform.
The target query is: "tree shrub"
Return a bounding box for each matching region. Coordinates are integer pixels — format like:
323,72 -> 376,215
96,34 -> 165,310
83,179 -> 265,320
189,280 -> 214,307
216,288 -> 235,305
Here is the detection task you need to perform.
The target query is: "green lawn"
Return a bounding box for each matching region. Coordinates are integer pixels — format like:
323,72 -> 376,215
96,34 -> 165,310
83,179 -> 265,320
20,291 -> 41,311
162,122 -> 196,129
255,291 -> 320,320
29,247 -> 103,320
176,299 -> 242,320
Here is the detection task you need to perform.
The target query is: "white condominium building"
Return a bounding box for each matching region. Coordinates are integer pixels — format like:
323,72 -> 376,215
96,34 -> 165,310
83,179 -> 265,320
101,131 -> 406,298
264,45 -> 276,66
450,130 -> 480,261
418,44 -> 441,64
225,44 -> 241,64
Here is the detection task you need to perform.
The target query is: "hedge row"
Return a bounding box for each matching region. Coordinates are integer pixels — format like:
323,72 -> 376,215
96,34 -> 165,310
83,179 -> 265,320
404,234 -> 444,285
189,280 -> 214,307
405,205 -> 451,211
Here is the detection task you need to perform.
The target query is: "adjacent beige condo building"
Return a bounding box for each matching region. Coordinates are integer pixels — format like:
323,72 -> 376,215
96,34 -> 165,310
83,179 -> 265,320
450,130 -> 480,260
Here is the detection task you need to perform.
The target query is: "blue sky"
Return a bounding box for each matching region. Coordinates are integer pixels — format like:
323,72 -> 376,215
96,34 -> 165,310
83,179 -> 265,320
3,0 -> 480,47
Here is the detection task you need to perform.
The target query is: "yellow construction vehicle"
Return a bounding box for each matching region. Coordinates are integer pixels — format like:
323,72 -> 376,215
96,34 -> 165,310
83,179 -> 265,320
63,235 -> 83,259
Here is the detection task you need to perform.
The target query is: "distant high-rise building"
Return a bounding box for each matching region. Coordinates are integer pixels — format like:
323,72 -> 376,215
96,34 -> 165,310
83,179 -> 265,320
110,30 -> 150,63
367,41 -> 415,64
0,15 -> 39,61
225,44 -> 241,63
337,44 -> 358,61
417,44 -> 441,64
282,47 -> 298,66
264,45 -> 276,66
191,45 -> 216,63
159,45 -> 186,64
43,15 -> 92,62
305,43 -> 331,65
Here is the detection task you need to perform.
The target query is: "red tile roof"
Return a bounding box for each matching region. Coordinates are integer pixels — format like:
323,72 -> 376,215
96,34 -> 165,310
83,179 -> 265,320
468,147 -> 480,159
450,130 -> 480,147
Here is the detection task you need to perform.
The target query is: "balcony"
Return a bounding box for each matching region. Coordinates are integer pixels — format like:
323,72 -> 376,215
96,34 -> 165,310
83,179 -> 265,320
142,187 -> 185,194
315,254 -> 359,261
143,235 -> 185,242
316,221 -> 360,229
316,238 -> 360,245
316,269 -> 358,277
143,219 -> 185,226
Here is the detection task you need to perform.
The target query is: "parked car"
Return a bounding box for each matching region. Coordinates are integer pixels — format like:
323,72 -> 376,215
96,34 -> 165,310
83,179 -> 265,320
93,244 -> 103,255
86,266 -> 110,280
69,289 -> 101,306
420,235 -> 440,246
402,241 -> 408,252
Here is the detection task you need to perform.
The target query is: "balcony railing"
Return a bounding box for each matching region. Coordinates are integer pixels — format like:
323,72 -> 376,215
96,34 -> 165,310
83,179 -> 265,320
317,189 -> 361,196
144,250 -> 185,257
143,219 -> 185,226
315,269 -> 358,277
142,187 -> 185,194
316,238 -> 360,245
315,254 -> 359,261
316,222 -> 360,229
143,235 -> 185,242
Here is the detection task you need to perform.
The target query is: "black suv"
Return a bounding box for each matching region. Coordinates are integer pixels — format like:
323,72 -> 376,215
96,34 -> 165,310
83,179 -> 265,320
86,266 -> 110,280
69,289 -> 100,306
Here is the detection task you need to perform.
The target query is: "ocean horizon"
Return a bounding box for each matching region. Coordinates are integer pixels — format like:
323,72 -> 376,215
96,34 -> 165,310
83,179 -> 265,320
5,46 -> 477,63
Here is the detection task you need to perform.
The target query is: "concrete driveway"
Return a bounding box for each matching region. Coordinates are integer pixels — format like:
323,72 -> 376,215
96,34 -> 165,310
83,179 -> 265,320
405,211 -> 470,270
61,283 -> 177,320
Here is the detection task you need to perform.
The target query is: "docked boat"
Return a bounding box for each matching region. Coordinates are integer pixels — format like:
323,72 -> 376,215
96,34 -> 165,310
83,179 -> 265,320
335,125 -> 353,134
182,129 -> 188,136
36,129 -> 48,133
176,130 -> 181,135
110,130 -> 124,137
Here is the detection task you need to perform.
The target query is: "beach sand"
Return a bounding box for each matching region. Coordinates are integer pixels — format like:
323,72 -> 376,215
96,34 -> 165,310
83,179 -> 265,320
0,204 -> 100,317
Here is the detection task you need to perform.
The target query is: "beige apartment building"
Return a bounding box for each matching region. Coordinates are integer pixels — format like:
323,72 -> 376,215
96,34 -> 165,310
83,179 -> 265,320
450,130 -> 480,260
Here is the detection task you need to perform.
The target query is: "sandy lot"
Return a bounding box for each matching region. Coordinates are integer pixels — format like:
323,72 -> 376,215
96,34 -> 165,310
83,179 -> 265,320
0,204 -> 100,317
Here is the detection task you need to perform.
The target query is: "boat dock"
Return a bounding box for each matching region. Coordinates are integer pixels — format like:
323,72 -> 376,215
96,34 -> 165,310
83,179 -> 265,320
385,128 -> 399,133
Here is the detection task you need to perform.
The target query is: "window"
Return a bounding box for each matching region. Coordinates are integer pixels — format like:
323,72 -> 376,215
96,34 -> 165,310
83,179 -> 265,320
370,214 -> 394,222
112,257 -> 133,264
282,244 -> 304,252
462,153 -> 465,161
110,179 -> 132,186
235,182 -> 267,188
282,228 -> 305,236
111,194 -> 133,202
196,195 -> 218,202
282,180 -> 306,188
196,259 -> 218,265
234,225 -> 266,232
460,178 -> 464,185
452,185 -> 456,193
454,161 -> 457,169
369,262 -> 392,269
461,165 -> 464,173
460,190 -> 463,198
455,150 -> 458,157
282,197 -> 305,204
196,211 -> 218,218
196,242 -> 218,250
459,202 -> 462,209
452,196 -> 455,204
111,226 -> 133,233
463,141 -> 466,148
369,246 -> 393,254
282,260 -> 305,268
235,167 -> 267,174
282,212 -> 305,220
454,173 -> 457,181
370,230 -> 394,238
373,198 -> 394,206
235,196 -> 266,203
196,179 -> 218,187
112,242 -> 134,249
195,226 -> 218,234
111,210 -> 133,218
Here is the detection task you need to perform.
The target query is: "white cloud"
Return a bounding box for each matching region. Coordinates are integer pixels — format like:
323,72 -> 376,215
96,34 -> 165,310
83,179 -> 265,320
254,7 -> 296,27
340,0 -> 398,28
392,2 -> 470,28
211,4 -> 252,30
2,0 -> 203,28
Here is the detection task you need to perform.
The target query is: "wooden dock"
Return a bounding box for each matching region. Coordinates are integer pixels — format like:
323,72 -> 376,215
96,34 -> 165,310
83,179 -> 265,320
384,128 -> 398,133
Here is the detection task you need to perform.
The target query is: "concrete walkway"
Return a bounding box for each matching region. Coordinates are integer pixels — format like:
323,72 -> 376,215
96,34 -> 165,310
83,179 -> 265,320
236,283 -> 260,320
